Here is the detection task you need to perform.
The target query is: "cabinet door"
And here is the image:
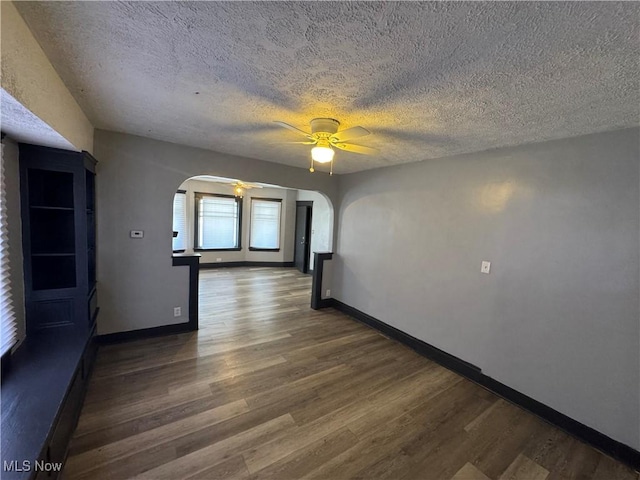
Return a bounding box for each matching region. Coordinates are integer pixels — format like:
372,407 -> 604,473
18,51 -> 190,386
48,370 -> 83,465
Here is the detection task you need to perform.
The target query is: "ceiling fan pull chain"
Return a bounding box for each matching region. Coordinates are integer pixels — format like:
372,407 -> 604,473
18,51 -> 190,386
330,158 -> 333,176
310,156 -> 315,173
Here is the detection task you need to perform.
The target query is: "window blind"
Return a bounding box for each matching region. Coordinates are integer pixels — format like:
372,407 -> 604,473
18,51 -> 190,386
250,199 -> 281,249
0,141 -> 17,358
197,195 -> 239,249
172,191 -> 187,251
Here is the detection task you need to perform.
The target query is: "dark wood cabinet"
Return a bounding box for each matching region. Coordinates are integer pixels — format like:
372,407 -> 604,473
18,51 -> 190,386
1,144 -> 100,480
19,144 -> 97,335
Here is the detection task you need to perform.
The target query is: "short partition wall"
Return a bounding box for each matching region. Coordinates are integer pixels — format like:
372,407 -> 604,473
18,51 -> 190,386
97,254 -> 200,345
311,252 -> 333,310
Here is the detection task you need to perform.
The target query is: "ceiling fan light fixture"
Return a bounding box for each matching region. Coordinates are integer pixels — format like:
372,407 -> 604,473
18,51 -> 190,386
274,118 -> 375,174
311,142 -> 334,164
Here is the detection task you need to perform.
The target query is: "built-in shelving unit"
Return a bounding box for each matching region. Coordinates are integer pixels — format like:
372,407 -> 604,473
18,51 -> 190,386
1,143 -> 100,480
19,144 -> 98,334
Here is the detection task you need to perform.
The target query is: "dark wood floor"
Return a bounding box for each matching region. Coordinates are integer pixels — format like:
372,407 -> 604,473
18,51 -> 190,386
64,267 -> 638,479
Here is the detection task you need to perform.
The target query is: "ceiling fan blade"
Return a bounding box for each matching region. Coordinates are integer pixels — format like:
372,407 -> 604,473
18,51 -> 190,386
331,126 -> 370,143
275,141 -> 317,145
273,121 -> 313,139
334,143 -> 378,155
234,182 -> 262,189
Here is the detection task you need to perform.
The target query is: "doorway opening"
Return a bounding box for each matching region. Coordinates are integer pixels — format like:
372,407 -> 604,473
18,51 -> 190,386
294,201 -> 313,274
171,175 -> 333,325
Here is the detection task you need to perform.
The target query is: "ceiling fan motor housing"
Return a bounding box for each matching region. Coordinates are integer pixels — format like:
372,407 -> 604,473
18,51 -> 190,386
310,118 -> 340,137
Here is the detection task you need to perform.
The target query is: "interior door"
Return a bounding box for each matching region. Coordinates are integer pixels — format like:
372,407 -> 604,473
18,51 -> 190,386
294,201 -> 313,273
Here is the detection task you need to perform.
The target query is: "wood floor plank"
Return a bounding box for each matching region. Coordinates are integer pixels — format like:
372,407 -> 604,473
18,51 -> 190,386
250,427 -> 358,479
498,454 -> 549,480
63,267 -> 638,480
133,414 -> 296,479
65,399 -> 249,478
310,379 -> 486,480
183,455 -> 250,480
75,382 -> 214,435
451,463 -> 492,480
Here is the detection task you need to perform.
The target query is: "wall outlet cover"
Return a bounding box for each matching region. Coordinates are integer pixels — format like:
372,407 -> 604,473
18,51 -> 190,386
173,307 -> 181,317
481,261 -> 491,274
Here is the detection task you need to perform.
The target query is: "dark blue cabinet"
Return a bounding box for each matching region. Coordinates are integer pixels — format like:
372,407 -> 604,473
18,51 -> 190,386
19,144 -> 97,335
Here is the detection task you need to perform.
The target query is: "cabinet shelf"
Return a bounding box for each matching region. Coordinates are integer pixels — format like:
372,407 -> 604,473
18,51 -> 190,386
27,169 -> 74,209
31,206 -> 75,211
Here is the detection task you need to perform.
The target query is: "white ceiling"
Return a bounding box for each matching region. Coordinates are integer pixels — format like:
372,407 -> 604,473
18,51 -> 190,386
14,2 -> 639,174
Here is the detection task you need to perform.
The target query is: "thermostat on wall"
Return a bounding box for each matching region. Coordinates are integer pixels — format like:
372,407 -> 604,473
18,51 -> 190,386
130,230 -> 144,238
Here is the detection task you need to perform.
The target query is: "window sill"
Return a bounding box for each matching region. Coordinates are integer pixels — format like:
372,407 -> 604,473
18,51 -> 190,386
194,247 -> 242,252
249,247 -> 281,252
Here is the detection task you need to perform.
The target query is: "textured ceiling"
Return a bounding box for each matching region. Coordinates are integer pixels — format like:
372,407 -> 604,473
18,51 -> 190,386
14,1 -> 639,174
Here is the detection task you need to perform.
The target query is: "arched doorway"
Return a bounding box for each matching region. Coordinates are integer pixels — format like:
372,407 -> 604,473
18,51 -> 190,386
171,175 -> 334,327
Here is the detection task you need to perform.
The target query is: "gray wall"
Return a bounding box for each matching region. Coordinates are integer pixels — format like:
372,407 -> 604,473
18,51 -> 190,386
94,130 -> 337,335
2,136 -> 26,348
333,128 -> 640,449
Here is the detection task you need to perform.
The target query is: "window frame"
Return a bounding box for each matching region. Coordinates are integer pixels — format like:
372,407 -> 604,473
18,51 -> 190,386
172,189 -> 187,253
249,197 -> 282,252
193,192 -> 243,251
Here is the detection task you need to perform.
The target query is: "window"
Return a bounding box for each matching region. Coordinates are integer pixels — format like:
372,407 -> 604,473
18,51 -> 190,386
0,141 -> 17,358
172,190 -> 187,252
250,198 -> 282,251
195,193 -> 242,250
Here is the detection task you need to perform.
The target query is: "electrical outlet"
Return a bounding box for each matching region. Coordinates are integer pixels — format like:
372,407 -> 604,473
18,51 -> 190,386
325,289 -> 331,297
130,230 -> 144,238
173,307 -> 181,317
481,261 -> 491,274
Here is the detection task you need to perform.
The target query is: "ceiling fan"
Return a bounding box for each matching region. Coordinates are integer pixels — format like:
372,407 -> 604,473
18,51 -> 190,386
274,118 -> 377,174
228,181 -> 262,197
197,177 -> 262,197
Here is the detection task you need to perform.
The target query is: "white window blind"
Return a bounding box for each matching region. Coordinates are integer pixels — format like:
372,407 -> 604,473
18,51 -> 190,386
0,141 -> 17,358
172,191 -> 187,251
250,199 -> 281,249
196,195 -> 240,249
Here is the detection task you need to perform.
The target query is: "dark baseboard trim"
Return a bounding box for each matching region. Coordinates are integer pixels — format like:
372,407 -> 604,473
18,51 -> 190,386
97,322 -> 194,345
315,298 -> 333,309
329,298 -> 640,470
200,261 -> 295,269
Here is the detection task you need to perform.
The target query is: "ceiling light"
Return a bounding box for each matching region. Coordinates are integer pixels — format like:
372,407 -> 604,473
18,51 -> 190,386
311,142 -> 334,164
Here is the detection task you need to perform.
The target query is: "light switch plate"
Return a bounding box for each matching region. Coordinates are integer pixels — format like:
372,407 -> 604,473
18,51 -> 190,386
481,261 -> 491,274
130,230 -> 144,238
